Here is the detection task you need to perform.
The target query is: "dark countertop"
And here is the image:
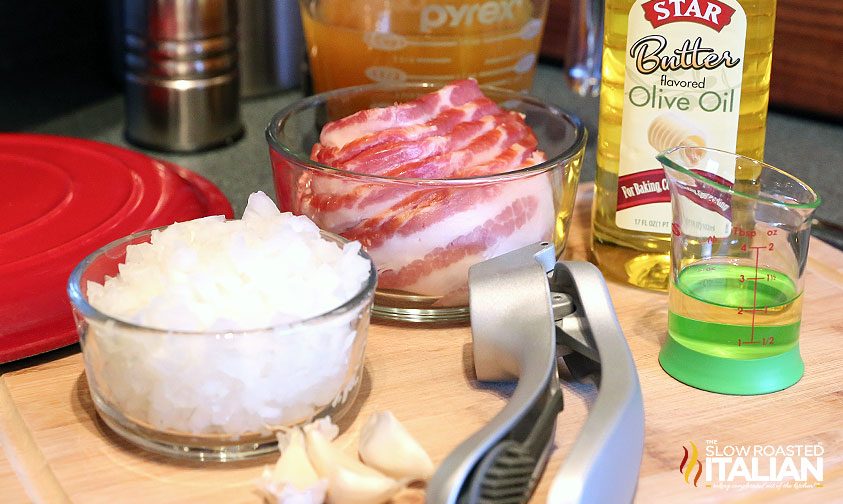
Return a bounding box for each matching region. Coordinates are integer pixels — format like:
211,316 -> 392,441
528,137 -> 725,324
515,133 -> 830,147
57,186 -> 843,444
27,65 -> 843,225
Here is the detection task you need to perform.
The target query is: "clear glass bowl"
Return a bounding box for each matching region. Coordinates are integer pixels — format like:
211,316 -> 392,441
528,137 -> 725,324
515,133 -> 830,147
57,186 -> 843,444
67,227 -> 376,461
266,83 -> 587,323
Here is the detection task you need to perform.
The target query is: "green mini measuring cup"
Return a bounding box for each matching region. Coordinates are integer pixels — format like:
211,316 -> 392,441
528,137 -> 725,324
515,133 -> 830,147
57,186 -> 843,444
658,147 -> 822,395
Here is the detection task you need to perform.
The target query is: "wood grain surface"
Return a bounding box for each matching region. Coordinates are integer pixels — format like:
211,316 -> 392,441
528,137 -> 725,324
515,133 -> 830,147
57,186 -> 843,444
1,183 -> 842,503
769,0 -> 843,119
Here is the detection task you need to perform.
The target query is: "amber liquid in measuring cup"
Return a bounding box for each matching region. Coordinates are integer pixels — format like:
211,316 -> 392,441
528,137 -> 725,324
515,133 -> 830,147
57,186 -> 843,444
300,0 -> 548,92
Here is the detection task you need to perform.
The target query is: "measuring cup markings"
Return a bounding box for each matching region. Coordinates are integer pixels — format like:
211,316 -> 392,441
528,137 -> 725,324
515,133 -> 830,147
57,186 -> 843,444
668,190 -> 803,351
301,1 -> 547,92
659,147 -> 819,394
736,243 -> 776,347
414,57 -> 453,64
670,260 -> 800,358
477,56 -> 535,78
682,234 -> 795,349
484,53 -> 521,65
485,77 -> 516,87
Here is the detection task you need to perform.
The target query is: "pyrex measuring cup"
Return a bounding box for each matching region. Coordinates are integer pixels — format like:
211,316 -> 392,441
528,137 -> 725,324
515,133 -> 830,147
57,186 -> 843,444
658,147 -> 822,395
299,0 -> 548,93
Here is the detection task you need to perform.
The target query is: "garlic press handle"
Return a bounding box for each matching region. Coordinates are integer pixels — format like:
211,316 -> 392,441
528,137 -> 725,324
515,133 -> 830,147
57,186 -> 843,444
547,262 -> 645,504
426,242 -> 558,504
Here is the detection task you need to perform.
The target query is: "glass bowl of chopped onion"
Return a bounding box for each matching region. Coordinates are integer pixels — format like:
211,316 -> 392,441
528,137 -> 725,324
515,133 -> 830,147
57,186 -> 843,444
266,80 -> 587,323
67,204 -> 377,461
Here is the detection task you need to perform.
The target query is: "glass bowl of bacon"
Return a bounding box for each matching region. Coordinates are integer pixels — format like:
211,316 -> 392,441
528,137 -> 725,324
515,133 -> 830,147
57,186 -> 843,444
266,80 -> 586,323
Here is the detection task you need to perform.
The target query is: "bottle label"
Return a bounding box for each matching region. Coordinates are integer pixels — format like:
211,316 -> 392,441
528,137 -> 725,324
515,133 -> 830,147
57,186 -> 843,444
616,0 -> 746,236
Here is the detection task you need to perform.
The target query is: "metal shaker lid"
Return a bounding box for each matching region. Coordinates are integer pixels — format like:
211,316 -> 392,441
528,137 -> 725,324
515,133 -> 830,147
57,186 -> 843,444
124,0 -> 237,40
122,0 -> 243,152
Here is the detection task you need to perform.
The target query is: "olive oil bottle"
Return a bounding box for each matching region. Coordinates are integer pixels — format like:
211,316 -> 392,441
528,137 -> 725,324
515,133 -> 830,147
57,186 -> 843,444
592,0 -> 776,289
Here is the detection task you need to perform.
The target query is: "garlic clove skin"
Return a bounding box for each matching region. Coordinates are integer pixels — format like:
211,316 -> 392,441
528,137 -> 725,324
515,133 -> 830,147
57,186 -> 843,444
260,475 -> 328,504
326,466 -> 401,504
303,416 -> 340,442
259,429 -> 328,504
305,425 -> 401,504
358,411 -> 435,481
272,429 -> 323,490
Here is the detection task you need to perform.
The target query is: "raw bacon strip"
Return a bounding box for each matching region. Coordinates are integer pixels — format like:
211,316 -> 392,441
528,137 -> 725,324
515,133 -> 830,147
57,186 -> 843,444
368,174 -> 556,298
432,285 -> 469,307
304,112 -> 524,212
345,184 -> 503,249
390,115 -> 534,179
319,79 -> 485,149
347,134 -> 536,247
312,97 -> 501,166
380,111 -> 532,179
340,136 -> 451,176
298,80 -> 557,307
342,113 -> 506,176
521,151 -> 548,171
377,196 -> 539,290
451,133 -> 540,178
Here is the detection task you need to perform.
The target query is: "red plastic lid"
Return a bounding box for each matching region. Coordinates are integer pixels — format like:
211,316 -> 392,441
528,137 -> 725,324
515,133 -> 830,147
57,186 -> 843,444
0,134 -> 234,363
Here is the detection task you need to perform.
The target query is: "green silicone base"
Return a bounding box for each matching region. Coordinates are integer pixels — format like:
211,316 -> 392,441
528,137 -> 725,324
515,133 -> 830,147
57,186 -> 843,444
659,336 -> 804,395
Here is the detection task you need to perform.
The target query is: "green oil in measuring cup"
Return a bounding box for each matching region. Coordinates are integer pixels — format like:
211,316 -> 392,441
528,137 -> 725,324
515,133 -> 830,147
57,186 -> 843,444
669,263 -> 801,359
661,261 -> 805,394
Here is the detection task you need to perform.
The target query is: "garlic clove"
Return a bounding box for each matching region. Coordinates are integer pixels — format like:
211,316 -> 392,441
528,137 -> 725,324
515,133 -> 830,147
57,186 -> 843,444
259,428 -> 328,504
358,411 -> 434,481
303,416 -> 340,442
326,466 -> 402,504
272,429 -> 323,489
305,425 -> 401,504
259,474 -> 327,504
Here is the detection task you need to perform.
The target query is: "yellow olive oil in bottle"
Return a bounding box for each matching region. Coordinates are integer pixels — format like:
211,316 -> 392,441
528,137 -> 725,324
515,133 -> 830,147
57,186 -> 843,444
592,0 -> 776,289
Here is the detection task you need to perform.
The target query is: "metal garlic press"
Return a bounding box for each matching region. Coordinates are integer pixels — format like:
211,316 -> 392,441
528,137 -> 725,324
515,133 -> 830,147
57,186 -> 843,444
427,242 -> 645,504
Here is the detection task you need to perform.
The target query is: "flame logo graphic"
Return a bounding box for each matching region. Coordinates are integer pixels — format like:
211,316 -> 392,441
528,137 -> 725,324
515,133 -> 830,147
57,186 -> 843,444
679,441 -> 703,486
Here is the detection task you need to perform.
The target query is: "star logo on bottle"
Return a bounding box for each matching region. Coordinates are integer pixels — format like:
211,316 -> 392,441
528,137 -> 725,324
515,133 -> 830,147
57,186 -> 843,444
641,0 -> 737,32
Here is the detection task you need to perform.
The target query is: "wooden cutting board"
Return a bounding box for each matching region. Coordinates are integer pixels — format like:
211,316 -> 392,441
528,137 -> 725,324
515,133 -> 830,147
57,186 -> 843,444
2,183 -> 842,503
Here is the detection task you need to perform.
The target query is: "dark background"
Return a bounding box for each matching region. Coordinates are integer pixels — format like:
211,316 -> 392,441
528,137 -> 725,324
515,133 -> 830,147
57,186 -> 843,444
0,1 -> 117,131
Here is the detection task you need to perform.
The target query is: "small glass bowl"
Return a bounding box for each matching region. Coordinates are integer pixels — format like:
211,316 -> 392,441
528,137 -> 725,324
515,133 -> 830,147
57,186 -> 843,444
266,82 -> 587,323
67,227 -> 376,461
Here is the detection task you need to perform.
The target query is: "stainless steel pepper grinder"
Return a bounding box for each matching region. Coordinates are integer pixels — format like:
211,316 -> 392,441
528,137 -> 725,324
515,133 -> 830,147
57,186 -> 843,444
123,0 -> 243,152
237,0 -> 304,97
